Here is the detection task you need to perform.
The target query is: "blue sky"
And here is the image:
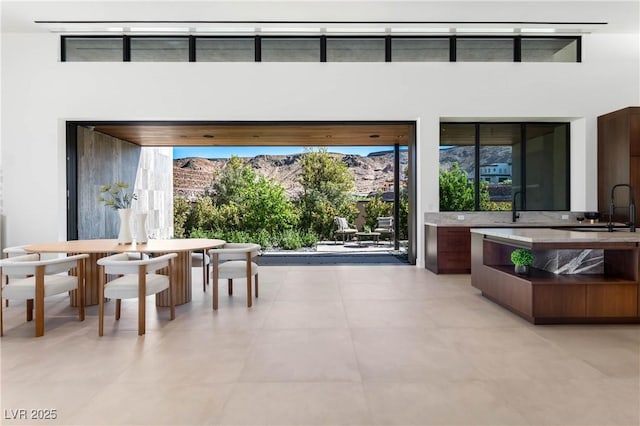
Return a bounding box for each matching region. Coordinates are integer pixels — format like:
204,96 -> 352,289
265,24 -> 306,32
173,146 -> 393,159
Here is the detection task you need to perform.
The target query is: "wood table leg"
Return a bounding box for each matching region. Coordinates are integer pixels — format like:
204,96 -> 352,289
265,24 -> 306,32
156,251 -> 192,307
70,252 -> 108,307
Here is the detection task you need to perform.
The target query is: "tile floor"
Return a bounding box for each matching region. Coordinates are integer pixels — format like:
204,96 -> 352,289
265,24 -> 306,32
1,265 -> 639,425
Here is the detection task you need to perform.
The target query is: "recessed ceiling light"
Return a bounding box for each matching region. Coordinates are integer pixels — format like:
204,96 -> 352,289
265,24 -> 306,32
203,134 -> 214,138
369,134 -> 381,138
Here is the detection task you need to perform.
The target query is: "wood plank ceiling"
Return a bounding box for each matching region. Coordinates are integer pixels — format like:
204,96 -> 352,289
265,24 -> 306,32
92,123 -> 414,147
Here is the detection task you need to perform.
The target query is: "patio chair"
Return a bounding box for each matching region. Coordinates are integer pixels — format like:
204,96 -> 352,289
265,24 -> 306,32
374,216 -> 395,242
334,217 -> 357,243
0,253 -> 89,337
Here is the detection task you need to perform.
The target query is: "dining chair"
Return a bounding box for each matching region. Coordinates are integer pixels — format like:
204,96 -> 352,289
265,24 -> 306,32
191,250 -> 210,291
97,252 -> 177,336
3,245 -> 32,308
0,253 -> 89,337
208,243 -> 260,310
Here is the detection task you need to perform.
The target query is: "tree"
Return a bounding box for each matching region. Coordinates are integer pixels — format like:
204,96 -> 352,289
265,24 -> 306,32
298,149 -> 357,238
439,162 -> 475,211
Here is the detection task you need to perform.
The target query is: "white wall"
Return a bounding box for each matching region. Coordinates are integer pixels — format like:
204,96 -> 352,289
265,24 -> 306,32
2,7 -> 639,266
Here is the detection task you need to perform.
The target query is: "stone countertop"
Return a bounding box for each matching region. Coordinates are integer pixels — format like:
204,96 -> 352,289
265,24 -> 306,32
424,220 -> 613,228
423,211 -> 609,228
470,227 -> 640,244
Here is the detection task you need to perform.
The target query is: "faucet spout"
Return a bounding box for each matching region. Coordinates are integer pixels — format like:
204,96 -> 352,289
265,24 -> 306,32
512,191 -> 523,223
609,184 -> 636,232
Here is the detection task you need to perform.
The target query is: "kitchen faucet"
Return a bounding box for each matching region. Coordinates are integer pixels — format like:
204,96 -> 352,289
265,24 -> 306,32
608,184 -> 636,232
512,190 -> 523,222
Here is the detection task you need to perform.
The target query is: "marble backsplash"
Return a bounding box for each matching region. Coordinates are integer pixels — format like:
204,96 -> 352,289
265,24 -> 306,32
532,249 -> 604,274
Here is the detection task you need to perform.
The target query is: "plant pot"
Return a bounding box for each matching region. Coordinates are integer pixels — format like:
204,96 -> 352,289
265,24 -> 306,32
117,208 -> 133,245
514,265 -> 529,275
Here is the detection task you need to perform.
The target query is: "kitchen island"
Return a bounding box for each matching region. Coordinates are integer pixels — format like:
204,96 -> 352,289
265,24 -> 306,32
470,228 -> 640,324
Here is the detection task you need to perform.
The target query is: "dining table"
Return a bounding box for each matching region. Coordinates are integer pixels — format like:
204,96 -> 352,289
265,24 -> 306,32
24,238 -> 225,307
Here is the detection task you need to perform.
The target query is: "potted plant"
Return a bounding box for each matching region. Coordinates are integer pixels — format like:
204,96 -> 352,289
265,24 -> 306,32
510,248 -> 534,275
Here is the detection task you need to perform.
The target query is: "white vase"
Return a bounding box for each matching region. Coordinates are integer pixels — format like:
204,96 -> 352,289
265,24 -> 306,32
117,208 -> 133,244
135,212 -> 148,244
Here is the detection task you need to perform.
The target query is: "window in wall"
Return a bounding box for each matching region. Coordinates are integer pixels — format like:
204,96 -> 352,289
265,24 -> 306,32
195,38 -> 254,61
523,123 -> 569,210
130,37 -> 189,62
63,37 -> 123,62
440,122 -> 569,211
326,38 -> 386,62
261,38 -> 320,62
391,38 -> 450,62
456,37 -> 514,62
439,124 -> 477,211
521,38 -> 579,62
479,124 -> 519,211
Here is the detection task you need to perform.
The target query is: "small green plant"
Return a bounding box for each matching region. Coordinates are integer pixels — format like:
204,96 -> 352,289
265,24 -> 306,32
98,182 -> 137,209
510,248 -> 534,266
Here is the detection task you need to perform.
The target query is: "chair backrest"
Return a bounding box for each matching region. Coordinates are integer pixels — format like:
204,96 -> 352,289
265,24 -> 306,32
97,253 -> 177,275
377,216 -> 394,229
3,245 -> 29,258
210,243 -> 261,261
334,217 -> 350,230
0,253 -> 88,277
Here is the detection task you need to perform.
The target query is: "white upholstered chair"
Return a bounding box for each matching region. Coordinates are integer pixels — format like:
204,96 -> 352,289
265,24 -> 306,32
97,252 -> 177,336
208,243 -> 260,310
3,245 -> 32,307
191,250 -> 210,291
0,253 -> 89,337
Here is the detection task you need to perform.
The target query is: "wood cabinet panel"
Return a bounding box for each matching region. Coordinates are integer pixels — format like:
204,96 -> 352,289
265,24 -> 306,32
533,285 -> 586,317
586,285 -> 638,317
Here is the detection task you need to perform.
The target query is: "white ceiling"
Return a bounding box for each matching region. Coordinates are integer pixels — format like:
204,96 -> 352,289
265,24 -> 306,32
2,1 -> 638,34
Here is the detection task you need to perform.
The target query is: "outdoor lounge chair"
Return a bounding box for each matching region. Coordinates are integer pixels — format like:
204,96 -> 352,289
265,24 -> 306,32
374,216 -> 395,242
334,216 -> 357,243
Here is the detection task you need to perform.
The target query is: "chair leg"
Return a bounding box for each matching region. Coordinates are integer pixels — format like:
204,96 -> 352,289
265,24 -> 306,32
212,253 -> 219,310
246,276 -> 252,308
26,299 -> 34,321
254,274 -> 259,298
115,299 -> 121,320
0,290 -> 3,337
169,277 -> 175,321
35,270 -> 45,337
77,260 -> 85,321
99,267 -> 105,336
228,279 -> 233,296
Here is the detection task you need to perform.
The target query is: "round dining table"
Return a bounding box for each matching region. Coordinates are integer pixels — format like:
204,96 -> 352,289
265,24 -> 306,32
24,238 -> 225,307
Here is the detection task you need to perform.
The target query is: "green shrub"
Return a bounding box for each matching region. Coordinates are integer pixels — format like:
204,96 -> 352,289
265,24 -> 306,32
510,248 -> 534,266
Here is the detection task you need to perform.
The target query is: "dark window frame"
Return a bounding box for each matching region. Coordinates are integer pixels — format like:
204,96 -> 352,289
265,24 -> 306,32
127,35 -> 192,62
439,121 -> 571,211
258,35 -> 323,62
60,34 -> 582,63
193,36 -> 257,62
519,35 -> 582,63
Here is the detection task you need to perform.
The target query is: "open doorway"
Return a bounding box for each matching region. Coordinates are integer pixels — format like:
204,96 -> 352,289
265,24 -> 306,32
66,121 -> 417,264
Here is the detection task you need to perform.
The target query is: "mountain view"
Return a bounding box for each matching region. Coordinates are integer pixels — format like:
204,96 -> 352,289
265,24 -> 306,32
174,150 -> 409,199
